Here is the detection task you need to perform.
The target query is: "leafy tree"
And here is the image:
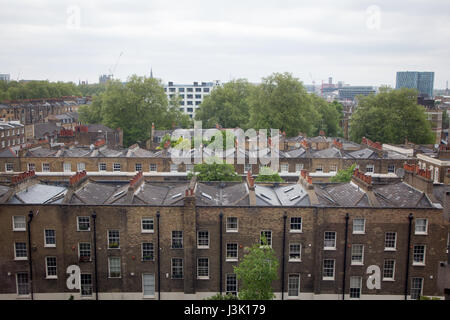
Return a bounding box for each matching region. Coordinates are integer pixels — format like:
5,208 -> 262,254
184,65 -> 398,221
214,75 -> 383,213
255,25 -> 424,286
233,236 -> 279,300
204,130 -> 236,150
312,95 -> 343,137
350,88 -> 435,144
248,72 -> 321,137
77,75 -> 190,147
187,162 -> 241,182
195,79 -> 253,128
330,164 -> 357,183
254,166 -> 284,183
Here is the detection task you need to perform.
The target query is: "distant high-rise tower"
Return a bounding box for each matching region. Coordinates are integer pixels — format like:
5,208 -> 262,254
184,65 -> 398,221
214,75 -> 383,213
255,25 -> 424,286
150,67 -> 154,79
396,71 -> 434,98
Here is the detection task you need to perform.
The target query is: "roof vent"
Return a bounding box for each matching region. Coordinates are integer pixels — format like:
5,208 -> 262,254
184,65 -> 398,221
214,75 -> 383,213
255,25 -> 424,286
284,187 -> 294,193
202,192 -> 212,200
172,193 -> 182,199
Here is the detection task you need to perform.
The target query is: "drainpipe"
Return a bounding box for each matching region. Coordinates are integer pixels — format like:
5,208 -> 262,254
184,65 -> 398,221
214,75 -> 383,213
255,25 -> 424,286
342,213 -> 349,300
156,211 -> 161,300
92,212 -> 99,300
27,210 -> 34,300
281,213 -> 287,300
219,212 -> 223,295
404,213 -> 413,300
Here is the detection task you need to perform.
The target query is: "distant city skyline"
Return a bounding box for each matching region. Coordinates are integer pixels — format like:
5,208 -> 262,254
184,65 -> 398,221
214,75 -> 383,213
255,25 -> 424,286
0,1 -> 449,88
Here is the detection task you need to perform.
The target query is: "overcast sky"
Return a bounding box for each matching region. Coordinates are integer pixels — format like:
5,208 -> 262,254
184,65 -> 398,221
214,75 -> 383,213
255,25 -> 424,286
1,0 -> 449,88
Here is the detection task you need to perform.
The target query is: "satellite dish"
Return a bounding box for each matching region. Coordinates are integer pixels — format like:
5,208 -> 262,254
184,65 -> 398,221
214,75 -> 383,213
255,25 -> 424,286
396,168 -> 405,178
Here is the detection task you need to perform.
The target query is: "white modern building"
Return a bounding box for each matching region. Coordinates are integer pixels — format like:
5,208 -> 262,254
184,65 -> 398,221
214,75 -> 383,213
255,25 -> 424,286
164,80 -> 221,118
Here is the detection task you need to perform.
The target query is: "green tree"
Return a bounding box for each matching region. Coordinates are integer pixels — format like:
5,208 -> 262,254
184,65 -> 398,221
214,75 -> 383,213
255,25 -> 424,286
442,110 -> 449,130
312,95 -> 343,137
187,162 -> 241,182
248,72 -> 320,137
233,236 -> 279,300
195,79 -> 253,128
254,166 -> 284,183
350,88 -> 435,144
330,164 -> 357,183
78,75 -> 190,147
205,293 -> 239,300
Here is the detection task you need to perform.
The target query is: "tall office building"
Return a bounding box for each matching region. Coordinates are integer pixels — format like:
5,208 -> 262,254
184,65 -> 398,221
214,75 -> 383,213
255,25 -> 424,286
0,74 -> 10,82
396,71 -> 435,98
164,81 -> 221,118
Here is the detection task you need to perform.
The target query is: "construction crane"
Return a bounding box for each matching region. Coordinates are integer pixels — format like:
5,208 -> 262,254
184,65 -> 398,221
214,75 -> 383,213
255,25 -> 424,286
109,52 -> 123,79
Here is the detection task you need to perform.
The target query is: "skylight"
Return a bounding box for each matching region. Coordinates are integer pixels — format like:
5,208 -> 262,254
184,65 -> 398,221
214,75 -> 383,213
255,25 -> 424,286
202,192 -> 212,200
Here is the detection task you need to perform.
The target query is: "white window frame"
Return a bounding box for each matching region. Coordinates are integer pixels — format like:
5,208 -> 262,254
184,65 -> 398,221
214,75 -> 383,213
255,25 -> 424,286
78,242 -> 91,262
226,273 -> 238,296
316,164 -> 323,172
42,163 -> 50,172
197,258 -> 209,280
171,258 -> 183,279
244,163 -> 252,173
295,163 -> 304,173
77,216 -> 90,231
324,231 -> 336,250
287,274 -> 300,298
149,164 -> 157,172
135,163 -> 142,172
142,274 -> 155,298
226,243 -> 238,262
108,230 -> 120,249
141,217 -> 154,233
410,278 -> 423,300
14,242 -> 27,260
98,163 -> 107,172
353,218 -> 365,234
77,162 -> 86,172
323,259 -> 335,281
387,164 -> 395,173
226,217 -> 238,233
384,232 -> 397,251
260,230 -> 272,248
27,163 -> 35,171
142,242 -> 154,261
366,164 -> 374,173
415,219 -> 428,235
45,256 -> 58,279
63,162 -> 71,172
280,163 -> 289,173
383,259 -> 396,281
412,245 -> 426,266
349,276 -> 362,299
44,229 -> 56,248
113,163 -> 121,172
289,243 -> 302,262
330,164 -> 337,173
290,217 -> 302,233
108,257 -> 121,278
171,231 -> 183,249
80,274 -> 93,297
5,163 -> 13,172
12,216 -> 26,231
351,244 -> 364,266
16,272 -> 30,296
197,230 -> 209,249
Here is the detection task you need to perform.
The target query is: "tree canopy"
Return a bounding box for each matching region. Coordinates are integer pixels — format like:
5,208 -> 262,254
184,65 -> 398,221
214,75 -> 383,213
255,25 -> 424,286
78,75 -> 192,147
350,87 -> 435,144
187,162 -> 241,182
330,163 -> 357,183
254,166 -> 285,183
0,80 -> 81,101
233,236 -> 279,300
195,79 -> 253,129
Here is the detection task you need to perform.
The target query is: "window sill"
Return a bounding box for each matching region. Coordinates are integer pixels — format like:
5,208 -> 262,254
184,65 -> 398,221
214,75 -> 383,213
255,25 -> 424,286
13,229 -> 26,232
141,230 -> 154,234
197,277 -> 210,280
351,262 -> 364,266
353,232 -> 365,235
226,258 -> 238,262
77,230 -> 91,232
226,230 -> 239,233
382,278 -> 395,282
197,246 -> 209,250
44,245 -> 56,248
45,276 -> 58,280
324,247 -> 336,251
384,248 -> 397,252
290,230 -> 302,234
289,259 -> 302,263
142,296 -> 155,299
412,263 -> 425,267
414,233 -> 428,236
322,277 -> 335,281
14,258 -> 28,261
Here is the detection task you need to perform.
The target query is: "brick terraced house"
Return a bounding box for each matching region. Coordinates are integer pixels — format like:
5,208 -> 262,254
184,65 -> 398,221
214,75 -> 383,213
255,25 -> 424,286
0,166 -> 448,300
